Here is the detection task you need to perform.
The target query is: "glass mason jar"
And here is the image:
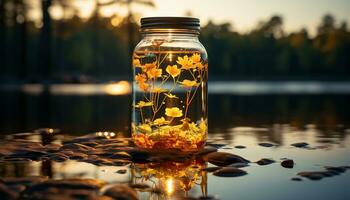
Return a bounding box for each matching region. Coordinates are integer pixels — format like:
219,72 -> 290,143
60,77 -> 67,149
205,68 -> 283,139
131,17 -> 208,151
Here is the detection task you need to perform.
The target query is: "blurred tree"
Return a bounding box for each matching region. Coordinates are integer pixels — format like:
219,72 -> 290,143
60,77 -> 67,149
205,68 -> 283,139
39,0 -> 52,79
99,0 -> 155,60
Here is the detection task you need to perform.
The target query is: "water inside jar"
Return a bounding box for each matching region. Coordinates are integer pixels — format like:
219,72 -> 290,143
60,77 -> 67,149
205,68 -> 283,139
132,49 -> 208,151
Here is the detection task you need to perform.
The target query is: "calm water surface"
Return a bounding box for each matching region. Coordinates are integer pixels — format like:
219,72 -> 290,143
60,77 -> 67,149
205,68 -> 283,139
0,83 -> 350,200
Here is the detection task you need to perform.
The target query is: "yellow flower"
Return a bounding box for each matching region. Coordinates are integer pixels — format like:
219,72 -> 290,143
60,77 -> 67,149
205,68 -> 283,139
142,62 -> 157,72
166,65 -> 181,78
133,59 -> 141,67
164,93 -> 178,99
151,87 -> 167,93
138,124 -> 152,133
146,68 -> 162,79
191,53 -> 201,63
179,79 -> 198,88
177,55 -> 195,70
138,82 -> 150,92
153,117 -> 169,126
134,101 -> 153,108
165,107 -> 183,118
195,63 -> 204,70
135,73 -> 147,83
199,121 -> 207,133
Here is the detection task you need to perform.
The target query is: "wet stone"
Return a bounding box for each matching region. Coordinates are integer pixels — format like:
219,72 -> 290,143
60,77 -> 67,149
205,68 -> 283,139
291,177 -> 302,181
49,153 -> 69,162
130,183 -> 151,190
213,167 -> 247,177
69,152 -> 88,160
44,143 -> 62,152
108,152 -> 132,160
207,143 -> 228,148
325,166 -> 348,173
281,159 -> 294,168
59,143 -> 93,153
195,146 -> 218,157
104,184 -> 138,200
258,142 -> 276,147
291,142 -> 309,148
1,157 -> 32,163
229,162 -> 250,168
201,167 -> 222,172
204,152 -> 250,167
111,159 -> 131,166
234,145 -> 246,149
256,158 -> 275,165
297,172 -> 327,180
116,169 -> 127,174
80,141 -> 99,147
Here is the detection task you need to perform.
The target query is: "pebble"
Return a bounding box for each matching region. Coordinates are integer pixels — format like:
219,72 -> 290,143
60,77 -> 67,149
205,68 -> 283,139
256,158 -> 275,165
291,177 -> 302,181
281,159 -> 294,168
213,167 -> 247,177
204,152 -> 250,166
234,145 -> 246,149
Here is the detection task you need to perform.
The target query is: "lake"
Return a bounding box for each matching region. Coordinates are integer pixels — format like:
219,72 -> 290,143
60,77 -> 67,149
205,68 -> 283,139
0,81 -> 350,200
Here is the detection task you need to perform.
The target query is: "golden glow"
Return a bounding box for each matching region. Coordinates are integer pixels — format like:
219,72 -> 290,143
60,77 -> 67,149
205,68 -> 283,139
165,178 -> 174,195
49,5 -> 64,20
111,16 -> 122,27
104,81 -> 132,95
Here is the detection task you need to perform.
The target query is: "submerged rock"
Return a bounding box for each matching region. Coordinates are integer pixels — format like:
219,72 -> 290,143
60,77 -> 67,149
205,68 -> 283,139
213,167 -> 247,177
258,143 -> 275,147
281,159 -> 294,168
204,152 -> 250,166
291,142 -> 309,148
256,158 -> 275,165
291,177 -> 302,181
297,172 -> 327,180
116,169 -> 127,174
104,184 -> 138,200
324,166 -> 348,173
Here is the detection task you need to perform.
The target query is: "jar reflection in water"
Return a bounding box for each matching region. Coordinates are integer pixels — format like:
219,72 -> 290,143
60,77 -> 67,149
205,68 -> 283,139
132,17 -> 208,151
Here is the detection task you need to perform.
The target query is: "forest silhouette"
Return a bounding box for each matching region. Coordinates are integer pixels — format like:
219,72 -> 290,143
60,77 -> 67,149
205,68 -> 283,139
1,0 -> 349,82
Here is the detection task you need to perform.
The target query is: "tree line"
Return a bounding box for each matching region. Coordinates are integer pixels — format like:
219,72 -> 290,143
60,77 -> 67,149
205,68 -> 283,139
0,0 -> 349,82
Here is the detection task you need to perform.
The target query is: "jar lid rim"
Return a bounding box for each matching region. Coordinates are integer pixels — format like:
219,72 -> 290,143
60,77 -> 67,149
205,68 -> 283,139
140,17 -> 200,31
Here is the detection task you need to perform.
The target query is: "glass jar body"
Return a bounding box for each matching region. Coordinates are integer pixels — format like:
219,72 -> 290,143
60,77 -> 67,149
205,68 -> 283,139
132,32 -> 208,152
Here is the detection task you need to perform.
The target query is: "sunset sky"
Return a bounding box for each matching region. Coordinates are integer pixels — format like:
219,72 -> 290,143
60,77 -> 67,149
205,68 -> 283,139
141,0 -> 350,34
